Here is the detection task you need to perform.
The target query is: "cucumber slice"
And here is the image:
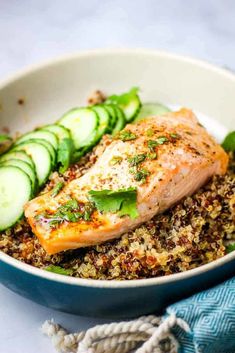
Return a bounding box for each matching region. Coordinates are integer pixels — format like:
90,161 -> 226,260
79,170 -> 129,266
43,124 -> 70,140
112,106 -> 126,135
32,139 -> 57,167
0,159 -> 37,193
102,104 -> 117,130
91,105 -> 111,142
12,141 -> 52,187
0,166 -> 32,230
15,138 -> 56,168
0,151 -> 35,169
106,87 -> 141,122
43,124 -> 74,173
0,135 -> 13,155
15,129 -> 58,150
58,108 -> 98,150
135,103 -> 171,122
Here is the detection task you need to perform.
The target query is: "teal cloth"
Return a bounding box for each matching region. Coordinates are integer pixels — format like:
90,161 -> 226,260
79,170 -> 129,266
166,277 -> 235,353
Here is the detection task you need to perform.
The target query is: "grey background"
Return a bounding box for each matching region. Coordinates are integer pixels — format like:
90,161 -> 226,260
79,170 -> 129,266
1,0 -> 235,79
0,1 -> 234,352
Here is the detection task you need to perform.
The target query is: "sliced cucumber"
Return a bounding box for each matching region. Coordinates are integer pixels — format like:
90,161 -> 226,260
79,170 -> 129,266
43,124 -> 70,141
112,105 -> 126,135
43,124 -> 74,172
134,103 -> 171,122
0,166 -> 32,230
0,159 -> 37,193
0,135 -> 13,155
102,104 -> 117,130
15,129 -> 58,150
14,138 -> 56,168
91,105 -> 111,142
58,107 -> 98,150
32,139 -> 57,167
0,150 -> 35,169
12,141 -> 52,187
106,87 -> 141,122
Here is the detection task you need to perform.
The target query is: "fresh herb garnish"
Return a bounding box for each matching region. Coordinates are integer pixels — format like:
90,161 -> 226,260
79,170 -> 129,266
170,133 -> 180,139
221,131 -> 235,152
147,152 -> 157,160
147,140 -> 159,151
226,243 -> 235,254
83,202 -> 96,221
118,130 -> 137,141
59,199 -> 78,211
51,181 -> 64,197
128,153 -> 146,166
109,156 -> 123,166
37,198 -> 95,227
72,147 -> 87,164
88,187 -> 138,219
146,128 -> 154,137
45,265 -> 73,276
147,136 -> 169,151
156,136 -> 169,144
130,167 -> 150,183
107,87 -> 139,107
57,138 -> 74,173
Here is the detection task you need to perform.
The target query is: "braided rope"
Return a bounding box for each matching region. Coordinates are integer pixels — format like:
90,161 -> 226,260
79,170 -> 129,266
135,314 -> 190,353
42,313 -> 190,353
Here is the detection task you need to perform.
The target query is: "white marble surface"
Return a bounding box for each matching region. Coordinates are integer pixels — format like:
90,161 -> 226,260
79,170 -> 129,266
0,1 -> 235,352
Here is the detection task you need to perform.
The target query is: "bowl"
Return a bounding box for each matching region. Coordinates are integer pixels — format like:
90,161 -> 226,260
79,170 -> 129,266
0,49 -> 234,318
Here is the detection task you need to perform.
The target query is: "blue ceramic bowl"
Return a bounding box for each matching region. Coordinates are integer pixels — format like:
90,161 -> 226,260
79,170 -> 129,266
0,49 -> 234,318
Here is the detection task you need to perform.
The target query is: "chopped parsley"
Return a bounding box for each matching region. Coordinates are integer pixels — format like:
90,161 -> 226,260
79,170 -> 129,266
147,136 -> 169,151
130,167 -> 150,184
118,130 -> 137,141
88,187 -> 138,219
156,136 -> 169,144
147,152 -> 157,160
128,153 -> 146,166
45,265 -> 73,276
36,198 -> 95,227
109,156 -> 123,166
147,140 -> 159,151
221,131 -> 235,152
83,202 -> 96,221
51,181 -> 64,197
226,243 -> 235,254
170,133 -> 180,139
146,128 -> 154,137
59,198 -> 78,211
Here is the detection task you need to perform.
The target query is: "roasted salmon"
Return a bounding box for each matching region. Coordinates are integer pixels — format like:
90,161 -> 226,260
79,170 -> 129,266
24,109 -> 228,254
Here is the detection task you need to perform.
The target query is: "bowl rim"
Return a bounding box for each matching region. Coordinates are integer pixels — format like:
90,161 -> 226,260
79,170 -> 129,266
0,48 -> 234,289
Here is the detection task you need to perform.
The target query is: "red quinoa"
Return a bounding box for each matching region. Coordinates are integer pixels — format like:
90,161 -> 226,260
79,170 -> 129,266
0,145 -> 234,280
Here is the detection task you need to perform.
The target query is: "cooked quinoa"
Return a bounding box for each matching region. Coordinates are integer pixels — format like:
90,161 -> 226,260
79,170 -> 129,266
0,141 -> 234,280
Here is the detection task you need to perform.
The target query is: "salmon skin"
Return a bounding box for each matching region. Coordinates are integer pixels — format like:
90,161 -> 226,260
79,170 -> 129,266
24,109 -> 228,254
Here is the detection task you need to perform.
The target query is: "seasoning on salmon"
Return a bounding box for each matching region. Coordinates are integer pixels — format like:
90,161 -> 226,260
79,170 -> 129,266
24,109 -> 228,255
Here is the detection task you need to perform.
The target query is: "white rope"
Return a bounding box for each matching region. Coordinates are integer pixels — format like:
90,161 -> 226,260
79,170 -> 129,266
41,313 -> 190,353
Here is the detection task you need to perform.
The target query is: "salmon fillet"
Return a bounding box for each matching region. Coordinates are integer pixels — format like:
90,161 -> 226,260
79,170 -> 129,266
24,109 -> 228,254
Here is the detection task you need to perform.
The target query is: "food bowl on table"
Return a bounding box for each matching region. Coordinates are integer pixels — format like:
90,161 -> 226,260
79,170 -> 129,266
0,49 -> 234,318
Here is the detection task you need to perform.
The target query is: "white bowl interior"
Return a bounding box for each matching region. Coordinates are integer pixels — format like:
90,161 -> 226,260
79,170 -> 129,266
0,50 -> 234,136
